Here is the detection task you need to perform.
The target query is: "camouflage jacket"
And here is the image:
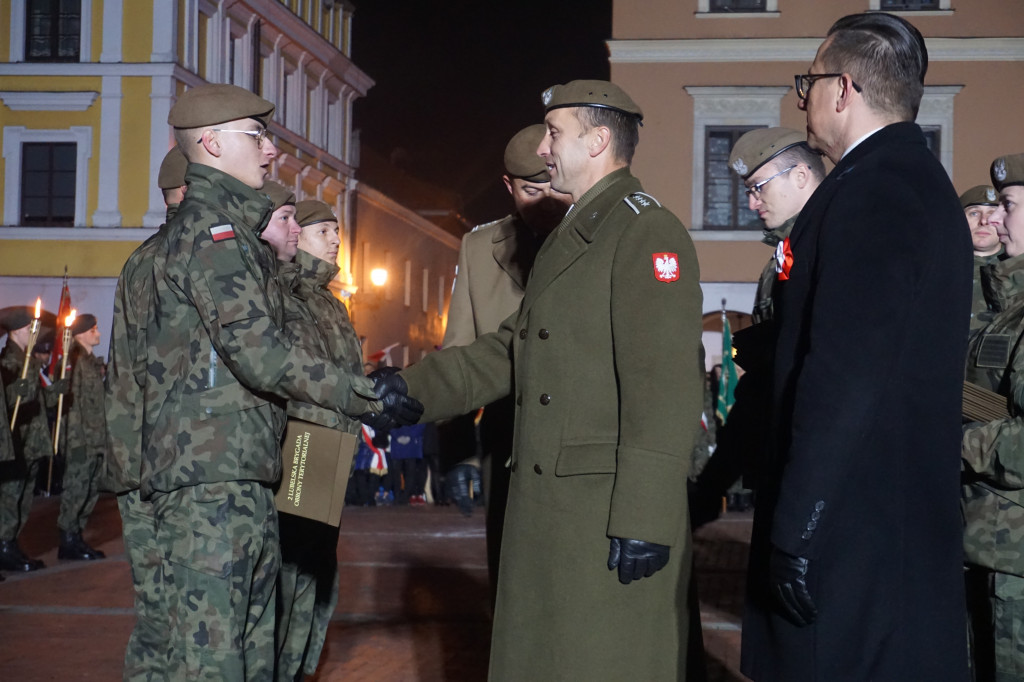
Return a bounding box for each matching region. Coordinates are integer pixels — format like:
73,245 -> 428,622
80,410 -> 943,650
0,339 -> 55,462
0,370 -> 13,463
66,343 -> 106,456
751,215 -> 797,326
970,248 -> 1003,335
280,249 -> 364,435
125,163 -> 377,496
962,251 -> 1024,575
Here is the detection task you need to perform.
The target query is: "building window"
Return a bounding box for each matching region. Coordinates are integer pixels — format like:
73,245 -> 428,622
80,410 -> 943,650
20,142 -> 76,225
921,126 -> 941,161
25,0 -> 81,61
703,127 -> 764,230
709,0 -> 766,11
915,85 -> 961,178
880,0 -> 939,9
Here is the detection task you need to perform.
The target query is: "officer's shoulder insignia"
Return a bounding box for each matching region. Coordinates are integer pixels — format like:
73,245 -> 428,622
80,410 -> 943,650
209,224 -> 236,243
624,192 -> 662,214
652,252 -> 679,282
977,333 -> 1012,369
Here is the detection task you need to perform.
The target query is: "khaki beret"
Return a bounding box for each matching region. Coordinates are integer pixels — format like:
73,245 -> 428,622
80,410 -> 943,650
541,80 -> 643,122
504,124 -> 549,182
991,154 -> 1024,191
157,146 -> 188,190
959,185 -> 1000,209
262,181 -> 295,211
70,313 -> 97,336
295,200 -> 337,227
729,128 -> 807,180
167,83 -> 275,129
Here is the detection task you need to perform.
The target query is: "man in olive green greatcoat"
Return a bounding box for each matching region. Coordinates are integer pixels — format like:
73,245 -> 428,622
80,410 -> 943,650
390,80 -> 705,681
961,184 -> 1004,333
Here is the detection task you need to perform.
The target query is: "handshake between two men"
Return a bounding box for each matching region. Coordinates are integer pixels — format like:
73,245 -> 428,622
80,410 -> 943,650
359,368 -> 424,432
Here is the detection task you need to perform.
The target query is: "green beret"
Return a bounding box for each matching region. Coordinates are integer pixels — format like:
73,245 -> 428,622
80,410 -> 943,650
959,185 -> 1000,209
991,153 -> 1024,191
0,307 -> 33,333
167,83 -> 275,129
504,124 -> 549,182
295,200 -> 337,227
70,313 -> 97,336
157,146 -> 187,190
262,181 -> 295,211
728,128 -> 807,180
541,80 -> 643,122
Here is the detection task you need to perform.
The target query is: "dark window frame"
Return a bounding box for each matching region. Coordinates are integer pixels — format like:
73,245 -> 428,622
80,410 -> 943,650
25,0 -> 82,62
879,0 -> 940,10
703,125 -> 765,231
20,142 -> 77,227
709,0 -> 768,12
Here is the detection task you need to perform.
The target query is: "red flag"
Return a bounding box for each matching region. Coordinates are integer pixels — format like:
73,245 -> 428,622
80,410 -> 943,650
48,271 -> 71,378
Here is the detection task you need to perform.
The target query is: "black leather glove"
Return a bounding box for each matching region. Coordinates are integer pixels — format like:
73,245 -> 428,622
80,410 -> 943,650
769,546 -> 817,626
49,377 -> 69,395
607,537 -> 670,585
10,377 -> 37,400
360,369 -> 424,431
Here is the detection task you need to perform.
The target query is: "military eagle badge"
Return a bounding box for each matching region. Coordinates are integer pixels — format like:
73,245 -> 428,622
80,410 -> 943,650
994,158 -> 1008,183
987,187 -> 998,202
652,253 -> 679,282
775,237 -> 793,281
210,224 -> 236,242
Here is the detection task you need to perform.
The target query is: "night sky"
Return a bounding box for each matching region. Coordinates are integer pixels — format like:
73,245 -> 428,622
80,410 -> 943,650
351,0 -> 612,225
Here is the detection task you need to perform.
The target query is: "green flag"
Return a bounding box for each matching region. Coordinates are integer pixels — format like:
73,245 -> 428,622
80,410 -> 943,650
716,317 -> 737,424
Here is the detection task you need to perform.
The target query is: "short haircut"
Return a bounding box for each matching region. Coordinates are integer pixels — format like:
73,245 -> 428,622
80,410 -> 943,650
573,106 -> 640,165
172,127 -> 204,162
822,12 -> 928,121
772,144 -> 827,183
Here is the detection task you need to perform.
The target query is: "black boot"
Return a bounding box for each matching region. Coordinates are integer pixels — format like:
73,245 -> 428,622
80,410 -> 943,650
0,539 -> 44,571
58,530 -> 102,560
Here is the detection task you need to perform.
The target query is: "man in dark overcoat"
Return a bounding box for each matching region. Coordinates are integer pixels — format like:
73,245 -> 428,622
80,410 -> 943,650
390,80 -> 705,680
740,12 -> 972,681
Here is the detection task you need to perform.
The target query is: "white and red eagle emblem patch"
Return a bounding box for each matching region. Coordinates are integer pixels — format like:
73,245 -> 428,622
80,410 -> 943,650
652,253 -> 679,282
210,224 -> 236,242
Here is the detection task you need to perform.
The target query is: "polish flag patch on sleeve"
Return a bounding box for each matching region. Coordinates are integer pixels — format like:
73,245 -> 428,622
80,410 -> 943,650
652,252 -> 680,282
210,224 -> 236,242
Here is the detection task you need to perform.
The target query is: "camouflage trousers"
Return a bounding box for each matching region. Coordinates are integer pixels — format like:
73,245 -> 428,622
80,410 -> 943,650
119,490 -> 166,682
275,513 -> 340,681
0,456 -> 43,540
967,568 -> 1024,682
58,447 -> 102,533
153,481 -> 280,681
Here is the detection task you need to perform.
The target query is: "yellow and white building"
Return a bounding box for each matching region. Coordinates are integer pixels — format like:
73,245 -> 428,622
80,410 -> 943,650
0,0 -> 459,361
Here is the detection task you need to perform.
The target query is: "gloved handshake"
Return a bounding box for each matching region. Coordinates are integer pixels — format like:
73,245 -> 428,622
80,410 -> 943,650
360,367 -> 424,432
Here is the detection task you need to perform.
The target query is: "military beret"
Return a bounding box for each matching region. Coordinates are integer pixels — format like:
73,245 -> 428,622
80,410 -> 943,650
262,181 -> 296,211
541,80 -> 643,122
295,200 -> 337,227
503,124 -> 549,182
167,83 -> 275,129
33,330 -> 54,355
70,313 -> 97,336
729,128 -> 807,180
157,146 -> 188,190
960,185 -> 1000,209
991,153 -> 1024,191
0,307 -> 33,333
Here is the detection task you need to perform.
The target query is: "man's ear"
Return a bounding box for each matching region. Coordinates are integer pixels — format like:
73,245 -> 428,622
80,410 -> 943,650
198,128 -> 222,158
792,164 -> 810,190
502,174 -> 513,196
589,126 -> 612,158
835,73 -> 857,114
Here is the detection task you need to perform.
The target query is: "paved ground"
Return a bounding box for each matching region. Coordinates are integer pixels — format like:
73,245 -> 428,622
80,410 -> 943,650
0,493 -> 752,681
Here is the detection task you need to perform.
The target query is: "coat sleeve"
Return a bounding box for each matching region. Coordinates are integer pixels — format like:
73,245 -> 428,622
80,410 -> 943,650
606,209 -> 704,546
442,233 -> 475,349
104,269 -> 144,492
175,227 -> 379,418
963,348 -> 1024,488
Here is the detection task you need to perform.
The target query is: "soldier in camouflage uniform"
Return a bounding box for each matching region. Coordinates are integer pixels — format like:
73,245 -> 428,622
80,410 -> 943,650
961,184 -> 1005,334
0,309 -> 66,572
106,145 -> 186,680
963,153 -> 1024,682
104,84 -> 418,681
58,313 -> 106,560
689,128 -> 825,525
275,199 -> 365,681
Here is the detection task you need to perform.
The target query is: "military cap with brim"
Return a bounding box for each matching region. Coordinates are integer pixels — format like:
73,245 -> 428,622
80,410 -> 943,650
728,128 -> 807,180
262,181 -> 296,211
295,200 -> 337,227
541,80 -> 643,122
504,124 -> 549,182
960,185 -> 1000,209
167,83 -> 275,129
158,146 -> 188,190
991,154 -> 1024,192
70,313 -> 97,336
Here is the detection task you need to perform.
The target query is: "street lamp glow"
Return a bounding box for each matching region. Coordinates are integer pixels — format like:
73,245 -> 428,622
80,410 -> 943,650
370,268 -> 388,287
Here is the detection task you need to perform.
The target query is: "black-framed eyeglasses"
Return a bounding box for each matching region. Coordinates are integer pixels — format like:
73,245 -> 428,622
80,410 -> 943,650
745,165 -> 797,197
794,73 -> 862,101
203,127 -> 269,148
